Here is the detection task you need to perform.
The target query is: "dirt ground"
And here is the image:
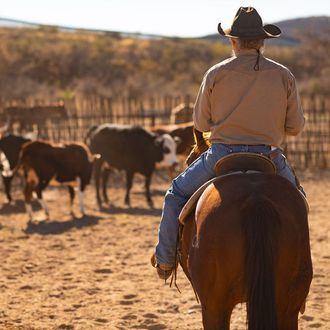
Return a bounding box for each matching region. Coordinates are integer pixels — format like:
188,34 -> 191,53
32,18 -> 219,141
0,170 -> 329,330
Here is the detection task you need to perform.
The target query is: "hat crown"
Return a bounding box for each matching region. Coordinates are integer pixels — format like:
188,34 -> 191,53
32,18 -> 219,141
232,7 -> 263,32
217,6 -> 281,39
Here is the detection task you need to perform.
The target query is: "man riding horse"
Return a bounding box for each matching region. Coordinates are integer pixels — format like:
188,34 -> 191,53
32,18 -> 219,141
152,7 -> 305,280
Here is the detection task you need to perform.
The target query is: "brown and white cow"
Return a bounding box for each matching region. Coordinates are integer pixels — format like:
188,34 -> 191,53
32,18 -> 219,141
150,121 -> 195,177
15,140 -> 97,220
150,121 -> 194,156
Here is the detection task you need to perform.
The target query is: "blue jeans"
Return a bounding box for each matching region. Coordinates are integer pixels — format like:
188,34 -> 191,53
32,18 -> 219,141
155,143 -> 298,265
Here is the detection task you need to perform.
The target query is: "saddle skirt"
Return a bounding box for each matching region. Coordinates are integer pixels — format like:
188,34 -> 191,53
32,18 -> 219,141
178,152 -> 308,224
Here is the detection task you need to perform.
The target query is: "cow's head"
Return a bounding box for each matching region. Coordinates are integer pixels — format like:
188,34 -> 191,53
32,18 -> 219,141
155,134 -> 178,168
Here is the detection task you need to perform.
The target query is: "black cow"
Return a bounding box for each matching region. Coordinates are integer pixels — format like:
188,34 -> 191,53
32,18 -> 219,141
15,140 -> 97,220
0,134 -> 31,202
88,124 -> 178,208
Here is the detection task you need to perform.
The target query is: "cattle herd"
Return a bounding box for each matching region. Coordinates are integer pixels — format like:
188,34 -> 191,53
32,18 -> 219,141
0,122 -> 194,220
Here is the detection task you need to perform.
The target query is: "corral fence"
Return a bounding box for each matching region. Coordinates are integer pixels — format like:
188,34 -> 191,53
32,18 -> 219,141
0,94 -> 329,170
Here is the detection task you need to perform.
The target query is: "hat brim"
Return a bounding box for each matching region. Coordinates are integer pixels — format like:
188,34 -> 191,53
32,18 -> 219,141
218,23 -> 281,39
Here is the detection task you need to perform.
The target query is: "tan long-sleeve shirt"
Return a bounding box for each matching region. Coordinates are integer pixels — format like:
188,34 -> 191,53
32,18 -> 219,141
193,49 -> 305,148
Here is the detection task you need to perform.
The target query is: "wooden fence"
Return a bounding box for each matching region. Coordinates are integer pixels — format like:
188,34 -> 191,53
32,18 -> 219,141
0,94 -> 329,169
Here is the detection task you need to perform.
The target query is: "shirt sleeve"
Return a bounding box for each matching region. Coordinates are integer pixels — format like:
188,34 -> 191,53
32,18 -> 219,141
193,71 -> 212,132
285,72 -> 305,136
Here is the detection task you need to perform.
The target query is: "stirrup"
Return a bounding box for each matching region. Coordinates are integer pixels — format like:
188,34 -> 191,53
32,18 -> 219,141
151,253 -> 174,281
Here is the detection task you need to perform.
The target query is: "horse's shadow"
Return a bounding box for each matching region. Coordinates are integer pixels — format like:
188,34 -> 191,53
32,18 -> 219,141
24,214 -> 100,235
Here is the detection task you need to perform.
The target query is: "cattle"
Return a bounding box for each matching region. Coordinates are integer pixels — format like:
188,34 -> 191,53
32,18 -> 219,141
88,124 -> 178,208
15,141 -> 97,220
150,121 -> 194,156
0,134 -> 31,202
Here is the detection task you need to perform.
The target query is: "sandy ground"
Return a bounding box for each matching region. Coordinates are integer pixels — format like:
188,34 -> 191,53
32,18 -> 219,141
0,170 -> 329,330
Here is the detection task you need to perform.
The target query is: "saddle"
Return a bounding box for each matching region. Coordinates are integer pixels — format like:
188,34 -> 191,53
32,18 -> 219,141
178,152 -> 308,224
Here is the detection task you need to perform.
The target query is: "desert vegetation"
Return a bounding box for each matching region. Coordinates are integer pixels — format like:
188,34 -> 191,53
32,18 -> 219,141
0,25 -> 329,101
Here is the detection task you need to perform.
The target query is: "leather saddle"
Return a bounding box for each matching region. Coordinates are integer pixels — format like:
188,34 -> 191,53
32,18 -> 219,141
178,152 -> 307,224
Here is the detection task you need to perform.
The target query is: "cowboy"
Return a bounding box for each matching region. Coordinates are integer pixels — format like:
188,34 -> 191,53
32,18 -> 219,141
151,7 -> 305,280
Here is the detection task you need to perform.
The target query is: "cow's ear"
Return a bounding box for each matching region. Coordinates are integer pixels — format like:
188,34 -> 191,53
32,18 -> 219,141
174,136 -> 181,145
154,135 -> 164,147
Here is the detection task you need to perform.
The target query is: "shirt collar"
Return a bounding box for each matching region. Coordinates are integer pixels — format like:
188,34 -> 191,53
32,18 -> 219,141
236,49 -> 260,57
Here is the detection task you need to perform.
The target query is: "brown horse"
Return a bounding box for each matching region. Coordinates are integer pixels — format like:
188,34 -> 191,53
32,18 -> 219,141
178,129 -> 313,330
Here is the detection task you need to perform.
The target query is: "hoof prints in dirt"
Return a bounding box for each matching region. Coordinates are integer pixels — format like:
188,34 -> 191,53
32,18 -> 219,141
120,294 -> 140,305
94,268 -> 113,274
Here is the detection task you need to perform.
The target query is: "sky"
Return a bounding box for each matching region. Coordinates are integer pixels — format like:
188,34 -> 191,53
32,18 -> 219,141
2,0 -> 330,37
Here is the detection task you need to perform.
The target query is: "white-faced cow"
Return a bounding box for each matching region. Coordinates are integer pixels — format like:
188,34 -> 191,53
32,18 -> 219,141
150,121 -> 194,156
0,134 -> 31,202
15,140 -> 96,220
88,124 -> 178,208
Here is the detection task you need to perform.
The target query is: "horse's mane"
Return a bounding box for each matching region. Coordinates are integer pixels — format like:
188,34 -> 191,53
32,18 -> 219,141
186,128 -> 210,165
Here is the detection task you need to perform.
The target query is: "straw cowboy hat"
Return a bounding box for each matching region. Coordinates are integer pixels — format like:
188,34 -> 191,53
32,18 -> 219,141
218,7 -> 281,39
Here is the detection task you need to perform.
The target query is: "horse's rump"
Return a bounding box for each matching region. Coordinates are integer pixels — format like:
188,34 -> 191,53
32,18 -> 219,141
180,173 -> 312,329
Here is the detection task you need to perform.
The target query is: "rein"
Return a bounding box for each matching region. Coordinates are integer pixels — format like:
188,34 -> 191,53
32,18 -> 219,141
170,223 -> 200,304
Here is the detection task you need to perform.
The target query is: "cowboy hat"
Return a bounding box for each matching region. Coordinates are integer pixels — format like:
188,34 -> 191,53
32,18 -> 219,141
218,7 -> 281,39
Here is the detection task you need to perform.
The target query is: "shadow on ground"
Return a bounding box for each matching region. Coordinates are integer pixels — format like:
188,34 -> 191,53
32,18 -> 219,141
0,199 -> 41,215
99,205 -> 162,217
24,214 -> 100,235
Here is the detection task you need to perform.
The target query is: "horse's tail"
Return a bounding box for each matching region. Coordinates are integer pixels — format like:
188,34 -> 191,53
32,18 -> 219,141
241,194 -> 280,330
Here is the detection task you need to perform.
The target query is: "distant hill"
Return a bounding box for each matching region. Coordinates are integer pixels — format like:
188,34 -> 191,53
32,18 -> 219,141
0,16 -> 329,46
201,16 -> 330,47
0,17 -> 165,40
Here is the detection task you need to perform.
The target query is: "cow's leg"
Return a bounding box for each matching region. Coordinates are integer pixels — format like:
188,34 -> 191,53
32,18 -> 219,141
78,178 -> 86,216
102,168 -> 111,204
94,158 -> 103,208
125,171 -> 134,207
24,168 -> 40,221
2,175 -> 13,203
145,174 -> 153,208
24,183 -> 34,221
67,185 -> 75,216
36,187 -> 49,220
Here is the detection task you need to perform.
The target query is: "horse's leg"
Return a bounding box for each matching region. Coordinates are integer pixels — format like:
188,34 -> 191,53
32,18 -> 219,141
201,303 -> 233,330
277,309 -> 299,330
